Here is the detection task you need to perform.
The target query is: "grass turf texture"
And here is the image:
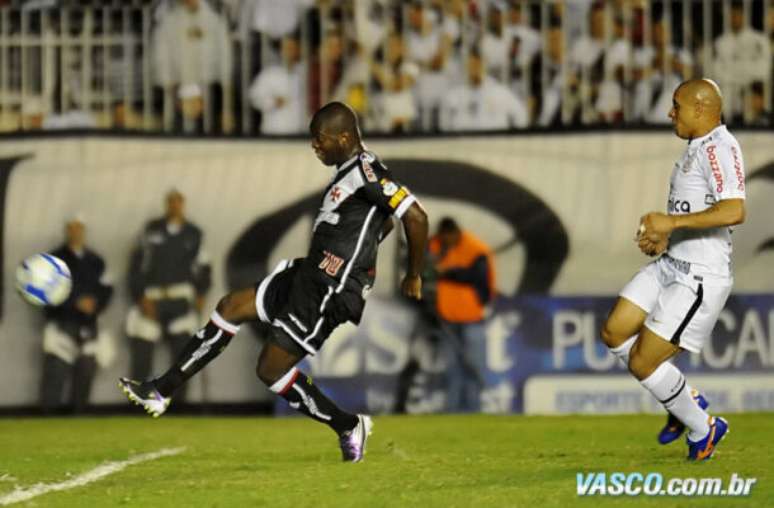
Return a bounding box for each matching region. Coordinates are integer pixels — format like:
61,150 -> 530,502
0,414 -> 771,507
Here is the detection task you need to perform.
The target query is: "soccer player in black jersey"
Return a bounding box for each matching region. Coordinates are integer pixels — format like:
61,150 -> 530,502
120,102 -> 429,462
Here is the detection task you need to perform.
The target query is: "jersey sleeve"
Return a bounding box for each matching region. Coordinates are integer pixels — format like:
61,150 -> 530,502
358,153 -> 418,219
700,141 -> 746,201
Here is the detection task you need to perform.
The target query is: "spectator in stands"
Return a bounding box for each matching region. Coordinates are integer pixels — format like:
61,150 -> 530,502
408,1 -> 455,131
152,0 -> 234,133
531,19 -> 577,127
567,1 -> 607,123
429,217 -> 496,413
440,48 -> 528,131
506,0 -> 541,66
308,27 -> 345,114
249,32 -> 307,134
375,62 -> 421,133
504,0 -> 542,102
713,0 -> 771,122
41,216 -> 113,413
595,14 -> 630,124
247,0 -> 315,40
125,190 -> 211,403
632,15 -> 694,125
747,81 -> 771,126
481,2 -> 509,79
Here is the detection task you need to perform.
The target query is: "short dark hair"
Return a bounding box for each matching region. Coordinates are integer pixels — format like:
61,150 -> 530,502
438,217 -> 460,234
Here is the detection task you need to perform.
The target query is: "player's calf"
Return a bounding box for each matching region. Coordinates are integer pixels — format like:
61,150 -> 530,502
153,309 -> 241,397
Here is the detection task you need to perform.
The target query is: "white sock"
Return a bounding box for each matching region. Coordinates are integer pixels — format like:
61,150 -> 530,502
640,362 -> 710,441
608,335 -> 637,368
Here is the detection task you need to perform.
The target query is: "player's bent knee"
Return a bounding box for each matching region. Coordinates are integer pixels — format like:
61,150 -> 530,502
215,289 -> 256,324
627,349 -> 656,380
600,321 -> 616,347
255,359 -> 281,386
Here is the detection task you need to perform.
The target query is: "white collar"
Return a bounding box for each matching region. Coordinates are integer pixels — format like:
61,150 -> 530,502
689,124 -> 725,148
336,153 -> 360,173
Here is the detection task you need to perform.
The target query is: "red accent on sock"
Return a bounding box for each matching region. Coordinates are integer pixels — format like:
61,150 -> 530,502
278,370 -> 300,396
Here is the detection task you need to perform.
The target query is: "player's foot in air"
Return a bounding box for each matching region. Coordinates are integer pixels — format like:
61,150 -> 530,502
118,377 -> 170,418
687,416 -> 729,461
658,390 -> 709,444
339,415 -> 373,463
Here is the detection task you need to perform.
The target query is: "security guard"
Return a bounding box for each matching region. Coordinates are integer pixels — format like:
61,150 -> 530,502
126,190 -> 211,401
41,216 -> 113,412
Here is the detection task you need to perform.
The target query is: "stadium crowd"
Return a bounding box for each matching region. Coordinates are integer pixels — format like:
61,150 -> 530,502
0,0 -> 772,134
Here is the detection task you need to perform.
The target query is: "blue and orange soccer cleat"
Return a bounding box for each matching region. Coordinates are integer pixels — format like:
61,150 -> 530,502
687,416 -> 729,461
658,390 -> 709,445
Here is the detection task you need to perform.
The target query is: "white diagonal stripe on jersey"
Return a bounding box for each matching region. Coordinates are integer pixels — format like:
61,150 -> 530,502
335,206 -> 377,295
313,166 -> 366,231
299,206 -> 377,346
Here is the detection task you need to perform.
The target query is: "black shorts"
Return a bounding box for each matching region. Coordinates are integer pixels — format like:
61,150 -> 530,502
255,259 -> 365,356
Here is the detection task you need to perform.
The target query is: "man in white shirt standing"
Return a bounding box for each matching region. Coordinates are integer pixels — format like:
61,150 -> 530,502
601,79 -> 746,461
712,0 -> 771,122
249,33 -> 307,134
439,49 -> 528,132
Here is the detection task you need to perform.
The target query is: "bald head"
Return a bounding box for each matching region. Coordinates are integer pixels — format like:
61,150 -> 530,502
310,102 -> 363,166
669,78 -> 724,139
677,79 -> 723,118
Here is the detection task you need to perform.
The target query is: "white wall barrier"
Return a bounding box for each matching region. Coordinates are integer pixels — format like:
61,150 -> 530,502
0,131 -> 772,408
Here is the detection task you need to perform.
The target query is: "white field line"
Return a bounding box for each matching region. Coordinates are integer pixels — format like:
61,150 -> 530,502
0,447 -> 185,506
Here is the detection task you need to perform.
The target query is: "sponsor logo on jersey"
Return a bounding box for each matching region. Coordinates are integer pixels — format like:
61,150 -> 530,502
706,145 -> 723,193
319,250 -> 345,277
731,146 -> 744,191
380,178 -> 399,196
360,153 -> 377,182
704,194 -> 716,206
668,198 -> 691,214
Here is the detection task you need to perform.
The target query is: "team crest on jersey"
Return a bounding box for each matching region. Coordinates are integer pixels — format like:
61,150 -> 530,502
360,153 -> 377,182
319,250 -> 344,277
380,178 -> 399,196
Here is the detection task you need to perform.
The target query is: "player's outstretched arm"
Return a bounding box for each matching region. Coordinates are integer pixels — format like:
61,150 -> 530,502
640,198 -> 745,238
400,202 -> 429,300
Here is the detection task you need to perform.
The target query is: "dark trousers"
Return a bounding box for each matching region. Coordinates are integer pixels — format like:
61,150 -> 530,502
40,353 -> 97,413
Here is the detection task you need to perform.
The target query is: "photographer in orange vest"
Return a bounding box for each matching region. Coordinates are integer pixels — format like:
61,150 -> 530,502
428,217 -> 496,412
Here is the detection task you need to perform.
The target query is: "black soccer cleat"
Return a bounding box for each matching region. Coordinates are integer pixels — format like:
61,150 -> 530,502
118,377 -> 170,418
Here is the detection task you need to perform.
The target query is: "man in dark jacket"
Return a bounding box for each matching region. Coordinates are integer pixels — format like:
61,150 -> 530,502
41,216 -> 113,412
125,190 -> 211,402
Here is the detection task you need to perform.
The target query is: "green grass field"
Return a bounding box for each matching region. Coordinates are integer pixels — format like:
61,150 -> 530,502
0,414 -> 771,507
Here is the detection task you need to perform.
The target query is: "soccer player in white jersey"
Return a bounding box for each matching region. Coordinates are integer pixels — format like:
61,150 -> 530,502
600,79 -> 746,461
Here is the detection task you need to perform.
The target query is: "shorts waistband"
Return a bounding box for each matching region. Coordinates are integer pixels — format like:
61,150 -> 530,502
662,254 -> 692,276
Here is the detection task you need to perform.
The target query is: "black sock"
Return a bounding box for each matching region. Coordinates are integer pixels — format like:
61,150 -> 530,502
155,311 -> 240,397
270,368 -> 358,435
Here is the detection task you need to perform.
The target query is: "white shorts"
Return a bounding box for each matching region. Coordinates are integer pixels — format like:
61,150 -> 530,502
619,255 -> 732,353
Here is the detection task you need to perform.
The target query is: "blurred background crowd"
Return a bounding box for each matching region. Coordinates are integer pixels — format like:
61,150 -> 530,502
0,0 -> 772,134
